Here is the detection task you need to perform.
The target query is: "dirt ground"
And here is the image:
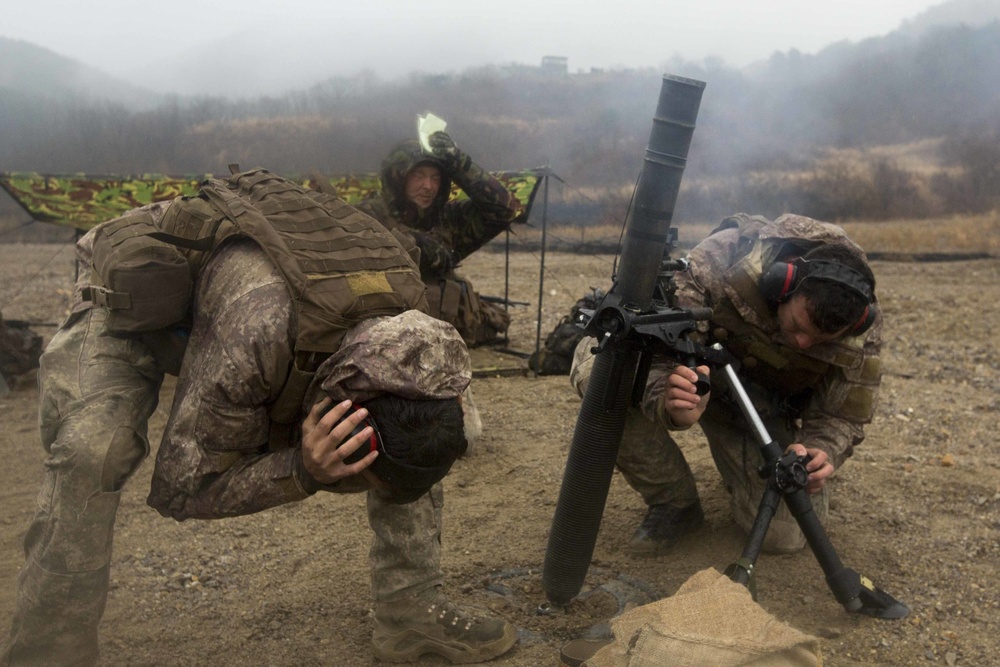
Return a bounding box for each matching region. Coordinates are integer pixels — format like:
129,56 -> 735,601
1,240 -> 998,667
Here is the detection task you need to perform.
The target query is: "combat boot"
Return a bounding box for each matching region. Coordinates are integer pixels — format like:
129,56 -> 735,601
373,586 -> 517,664
628,502 -> 705,557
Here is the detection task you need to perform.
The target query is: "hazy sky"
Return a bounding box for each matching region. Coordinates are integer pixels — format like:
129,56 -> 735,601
4,0 -> 946,95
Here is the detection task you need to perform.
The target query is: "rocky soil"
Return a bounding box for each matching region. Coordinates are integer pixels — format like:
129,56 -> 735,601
1,240 -> 998,666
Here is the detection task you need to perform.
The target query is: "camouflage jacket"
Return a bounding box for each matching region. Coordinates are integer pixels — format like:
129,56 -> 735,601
358,140 -> 523,279
643,213 -> 883,468
144,239 -> 472,521
146,239 -> 341,520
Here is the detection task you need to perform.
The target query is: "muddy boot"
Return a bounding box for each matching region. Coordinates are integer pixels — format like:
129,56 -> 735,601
628,502 -> 705,557
373,586 -> 517,664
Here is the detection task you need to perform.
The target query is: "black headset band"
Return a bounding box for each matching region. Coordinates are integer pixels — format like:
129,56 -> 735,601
793,258 -> 872,302
334,402 -> 457,502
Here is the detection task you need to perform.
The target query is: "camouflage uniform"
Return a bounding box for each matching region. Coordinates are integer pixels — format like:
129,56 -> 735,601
2,233 -> 465,665
359,140 -> 523,346
571,213 -> 882,553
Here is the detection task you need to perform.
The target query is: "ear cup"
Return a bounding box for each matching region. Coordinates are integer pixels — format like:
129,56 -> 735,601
337,406 -> 380,465
759,262 -> 799,307
851,304 -> 878,335
762,259 -> 876,334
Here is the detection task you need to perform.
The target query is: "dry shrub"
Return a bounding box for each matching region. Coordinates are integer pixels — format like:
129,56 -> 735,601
841,212 -> 1000,255
498,214 -> 999,257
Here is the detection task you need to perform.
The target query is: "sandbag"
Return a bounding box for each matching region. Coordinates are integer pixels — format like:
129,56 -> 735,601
585,568 -> 821,667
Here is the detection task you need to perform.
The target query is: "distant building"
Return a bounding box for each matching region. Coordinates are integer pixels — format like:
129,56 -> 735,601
540,56 -> 568,76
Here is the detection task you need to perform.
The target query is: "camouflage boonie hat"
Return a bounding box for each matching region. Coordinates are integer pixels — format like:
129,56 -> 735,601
314,309 -> 471,405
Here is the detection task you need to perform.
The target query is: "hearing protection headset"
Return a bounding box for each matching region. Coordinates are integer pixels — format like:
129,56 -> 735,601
759,258 -> 877,334
334,403 -> 455,503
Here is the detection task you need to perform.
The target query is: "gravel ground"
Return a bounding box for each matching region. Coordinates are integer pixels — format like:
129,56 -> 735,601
1,240 -> 998,666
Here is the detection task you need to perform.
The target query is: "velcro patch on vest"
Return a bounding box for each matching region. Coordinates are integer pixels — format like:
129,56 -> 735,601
840,385 -> 877,422
746,340 -> 790,370
833,350 -> 865,370
345,271 -> 393,296
860,356 -> 881,381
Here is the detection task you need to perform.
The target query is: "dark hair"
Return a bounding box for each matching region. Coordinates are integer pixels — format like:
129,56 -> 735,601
363,394 -> 468,467
796,245 -> 876,334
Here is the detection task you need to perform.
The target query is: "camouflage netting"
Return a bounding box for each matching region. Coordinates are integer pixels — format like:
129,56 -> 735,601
0,170 -> 543,231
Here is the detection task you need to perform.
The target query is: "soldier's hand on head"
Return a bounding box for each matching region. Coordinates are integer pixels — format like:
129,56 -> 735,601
428,131 -> 467,171
301,397 -> 378,484
428,130 -> 459,157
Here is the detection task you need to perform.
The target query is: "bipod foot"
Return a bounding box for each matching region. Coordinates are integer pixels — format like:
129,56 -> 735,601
854,579 -> 909,619
830,568 -> 909,619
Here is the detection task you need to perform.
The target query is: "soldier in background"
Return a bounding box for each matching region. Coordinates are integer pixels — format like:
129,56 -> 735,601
359,131 -> 524,348
1,173 -> 517,666
571,213 -> 882,557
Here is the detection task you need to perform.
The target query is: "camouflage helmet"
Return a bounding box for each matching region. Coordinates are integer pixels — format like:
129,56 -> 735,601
379,140 -> 452,218
312,309 -> 471,405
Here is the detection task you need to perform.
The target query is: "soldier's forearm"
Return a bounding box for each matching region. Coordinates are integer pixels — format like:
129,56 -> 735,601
450,159 -> 523,221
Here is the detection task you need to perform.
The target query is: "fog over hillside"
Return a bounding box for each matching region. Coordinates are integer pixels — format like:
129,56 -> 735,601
0,38 -> 161,110
2,0 -> 1000,227
9,1 -> 991,98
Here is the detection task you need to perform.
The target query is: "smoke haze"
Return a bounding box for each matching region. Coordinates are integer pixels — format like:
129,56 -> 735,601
2,0 -> 956,97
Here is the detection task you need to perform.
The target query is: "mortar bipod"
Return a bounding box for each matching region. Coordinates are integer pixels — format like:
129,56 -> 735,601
717,359 -> 909,619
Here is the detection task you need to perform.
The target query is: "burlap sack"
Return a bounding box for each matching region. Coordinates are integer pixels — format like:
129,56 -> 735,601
585,568 -> 821,667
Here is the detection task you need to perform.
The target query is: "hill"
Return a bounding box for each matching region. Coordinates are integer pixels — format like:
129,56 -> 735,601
0,37 -> 161,110
900,0 -> 1000,35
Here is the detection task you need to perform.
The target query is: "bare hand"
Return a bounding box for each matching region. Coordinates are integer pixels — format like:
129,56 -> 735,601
661,365 -> 710,428
301,397 -> 378,484
785,443 -> 834,493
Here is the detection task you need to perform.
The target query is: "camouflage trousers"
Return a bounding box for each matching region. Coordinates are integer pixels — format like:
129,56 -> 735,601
616,395 -> 829,554
1,308 -> 164,666
1,309 -> 444,666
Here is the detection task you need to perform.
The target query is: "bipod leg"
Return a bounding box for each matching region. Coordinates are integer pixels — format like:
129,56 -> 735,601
783,486 -> 909,618
724,480 -> 783,601
718,362 -> 909,619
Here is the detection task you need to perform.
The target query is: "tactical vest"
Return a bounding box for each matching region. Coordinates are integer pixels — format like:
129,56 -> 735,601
700,214 -> 879,421
84,167 -> 428,442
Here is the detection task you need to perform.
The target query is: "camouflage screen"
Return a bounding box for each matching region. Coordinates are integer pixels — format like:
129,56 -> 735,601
0,170 -> 543,230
